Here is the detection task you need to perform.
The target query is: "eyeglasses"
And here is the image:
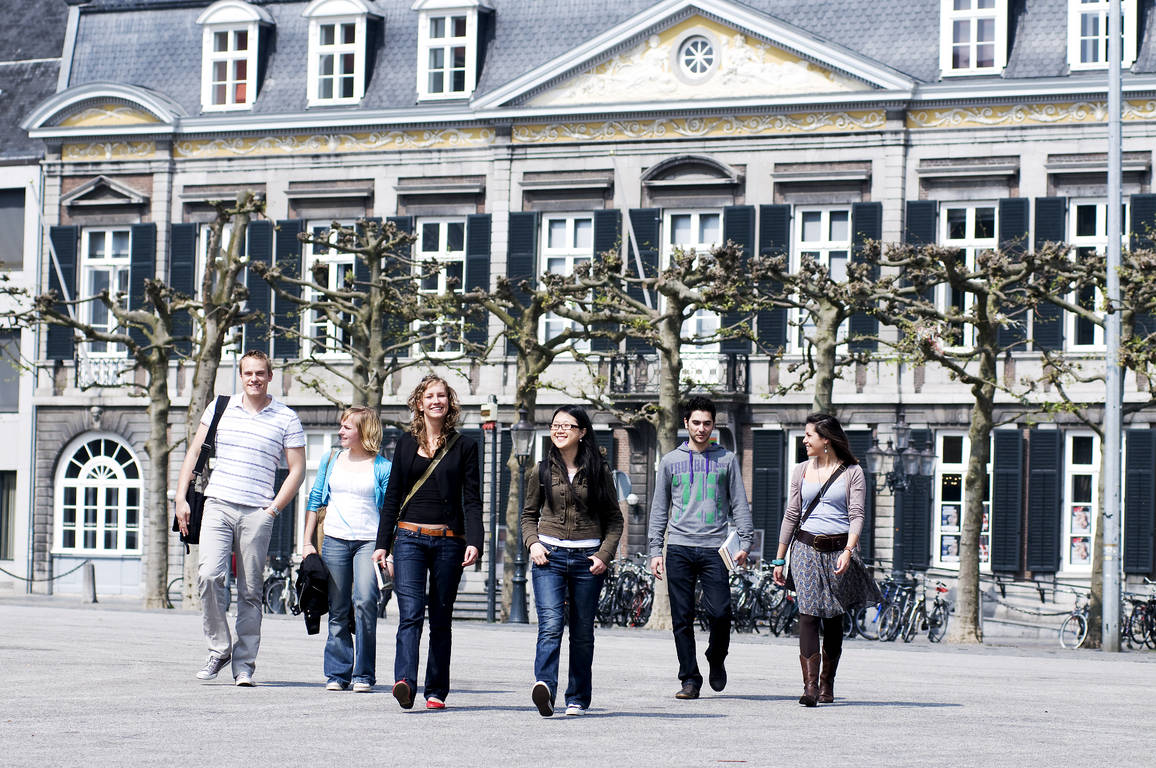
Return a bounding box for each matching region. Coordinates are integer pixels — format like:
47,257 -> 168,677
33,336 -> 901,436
550,423 -> 580,433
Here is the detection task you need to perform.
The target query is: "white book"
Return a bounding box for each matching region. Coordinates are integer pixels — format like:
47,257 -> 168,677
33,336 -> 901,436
718,529 -> 744,571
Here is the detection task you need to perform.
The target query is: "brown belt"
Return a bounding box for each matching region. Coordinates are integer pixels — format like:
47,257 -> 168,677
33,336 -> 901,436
795,530 -> 848,553
397,521 -> 460,538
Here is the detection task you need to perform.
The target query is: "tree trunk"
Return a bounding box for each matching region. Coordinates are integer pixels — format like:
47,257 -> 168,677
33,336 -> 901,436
645,317 -> 684,631
1084,439 -> 1108,648
810,300 -> 841,414
143,350 -> 173,609
502,352 -> 541,621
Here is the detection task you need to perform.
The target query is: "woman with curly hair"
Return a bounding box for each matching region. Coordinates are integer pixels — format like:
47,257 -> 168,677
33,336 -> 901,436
373,375 -> 482,710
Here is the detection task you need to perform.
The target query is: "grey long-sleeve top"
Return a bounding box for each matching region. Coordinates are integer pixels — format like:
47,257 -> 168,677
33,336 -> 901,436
777,462 -> 866,547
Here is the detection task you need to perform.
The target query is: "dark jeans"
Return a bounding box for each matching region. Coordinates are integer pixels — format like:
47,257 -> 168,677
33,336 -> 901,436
665,544 -> 731,687
392,528 -> 466,701
531,544 -> 605,709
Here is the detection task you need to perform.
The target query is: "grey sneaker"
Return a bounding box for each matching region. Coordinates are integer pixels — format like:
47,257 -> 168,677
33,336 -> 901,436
352,681 -> 372,693
326,680 -> 346,691
565,704 -> 586,716
235,673 -> 254,687
195,653 -> 231,680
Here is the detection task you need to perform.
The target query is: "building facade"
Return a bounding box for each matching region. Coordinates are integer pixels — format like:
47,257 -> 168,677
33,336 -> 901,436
15,0 -> 1156,600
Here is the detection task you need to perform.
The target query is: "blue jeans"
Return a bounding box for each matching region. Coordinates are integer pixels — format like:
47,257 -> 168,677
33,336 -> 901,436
531,544 -> 605,709
321,536 -> 379,686
392,528 -> 465,701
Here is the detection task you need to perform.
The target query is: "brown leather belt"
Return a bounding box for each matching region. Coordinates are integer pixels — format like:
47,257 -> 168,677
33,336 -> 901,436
397,521 -> 459,538
795,530 -> 848,553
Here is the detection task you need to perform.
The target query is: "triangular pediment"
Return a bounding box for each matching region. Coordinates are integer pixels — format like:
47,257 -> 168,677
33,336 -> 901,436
62,176 -> 150,209
477,0 -> 912,110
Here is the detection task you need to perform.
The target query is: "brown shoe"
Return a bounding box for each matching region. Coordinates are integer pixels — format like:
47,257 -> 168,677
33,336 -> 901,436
798,653 -> 820,707
818,650 -> 840,703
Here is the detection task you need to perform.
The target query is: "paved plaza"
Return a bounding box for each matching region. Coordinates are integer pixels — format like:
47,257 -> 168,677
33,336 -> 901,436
0,599 -> 1150,768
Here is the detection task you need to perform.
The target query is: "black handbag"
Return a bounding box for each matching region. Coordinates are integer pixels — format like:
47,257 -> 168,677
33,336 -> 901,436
172,395 -> 230,553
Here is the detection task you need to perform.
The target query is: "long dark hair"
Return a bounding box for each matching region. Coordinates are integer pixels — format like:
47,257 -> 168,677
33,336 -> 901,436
549,405 -> 616,508
806,412 -> 859,466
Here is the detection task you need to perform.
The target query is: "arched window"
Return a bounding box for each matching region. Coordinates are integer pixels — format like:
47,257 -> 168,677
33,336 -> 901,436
55,435 -> 142,554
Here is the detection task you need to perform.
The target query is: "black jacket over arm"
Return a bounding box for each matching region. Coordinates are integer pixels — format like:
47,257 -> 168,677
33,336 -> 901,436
375,432 -> 484,555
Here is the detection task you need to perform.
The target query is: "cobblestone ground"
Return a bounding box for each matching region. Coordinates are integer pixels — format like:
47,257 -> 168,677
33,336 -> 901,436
0,599 -> 1150,768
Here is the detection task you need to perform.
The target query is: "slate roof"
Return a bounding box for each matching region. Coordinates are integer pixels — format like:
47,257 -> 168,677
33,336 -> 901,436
0,0 -> 66,161
59,0 -> 1156,121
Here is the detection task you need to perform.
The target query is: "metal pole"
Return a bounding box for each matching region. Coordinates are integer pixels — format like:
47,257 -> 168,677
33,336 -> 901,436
891,470 -> 905,581
1103,0 -> 1124,652
508,455 -> 529,623
486,418 -> 498,623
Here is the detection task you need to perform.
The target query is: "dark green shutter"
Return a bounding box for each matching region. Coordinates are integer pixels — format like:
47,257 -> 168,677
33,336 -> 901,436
751,429 -> 785,547
128,223 -> 156,348
847,430 -> 876,561
595,430 -> 616,466
898,428 -> 932,570
269,467 -> 299,560
273,220 -> 303,359
1124,429 -> 1156,574
386,216 -> 413,360
849,202 -> 881,352
1026,429 -> 1062,573
626,208 -> 660,355
1033,197 -> 1066,351
757,205 -> 790,350
997,198 -> 1030,348
46,226 -> 78,361
505,212 -> 538,356
465,214 -> 492,347
243,220 -> 273,354
990,429 -> 1024,572
721,205 -> 754,353
169,223 -> 197,355
591,210 -> 621,353
1129,195 -> 1156,338
904,200 -> 938,245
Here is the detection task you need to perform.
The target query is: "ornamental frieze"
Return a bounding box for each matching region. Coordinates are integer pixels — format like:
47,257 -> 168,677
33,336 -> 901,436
174,127 -> 495,158
62,141 -> 156,161
907,99 -> 1156,129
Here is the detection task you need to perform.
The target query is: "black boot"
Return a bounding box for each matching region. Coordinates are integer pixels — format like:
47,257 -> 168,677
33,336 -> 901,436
798,653 -> 820,707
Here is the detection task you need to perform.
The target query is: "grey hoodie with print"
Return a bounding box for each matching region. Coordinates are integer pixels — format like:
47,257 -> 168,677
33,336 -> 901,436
647,441 -> 755,557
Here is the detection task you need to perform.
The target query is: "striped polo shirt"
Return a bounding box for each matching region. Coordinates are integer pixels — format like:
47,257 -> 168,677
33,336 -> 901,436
202,394 -> 306,508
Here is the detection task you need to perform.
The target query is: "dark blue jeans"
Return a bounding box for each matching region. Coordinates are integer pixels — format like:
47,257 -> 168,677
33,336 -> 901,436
665,544 -> 732,687
392,528 -> 466,701
531,544 -> 605,709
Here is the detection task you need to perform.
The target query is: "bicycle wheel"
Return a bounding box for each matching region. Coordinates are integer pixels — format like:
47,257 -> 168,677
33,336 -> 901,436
901,606 -> 922,643
854,603 -> 882,641
877,603 -> 902,642
166,577 -> 184,609
596,577 -> 616,626
842,612 -> 857,639
927,603 -> 950,643
1127,605 -> 1147,647
263,579 -> 287,614
631,582 -> 654,627
1059,614 -> 1087,649
613,571 -> 638,627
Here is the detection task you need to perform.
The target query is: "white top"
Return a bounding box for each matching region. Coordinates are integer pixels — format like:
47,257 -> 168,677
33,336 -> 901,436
324,453 -> 380,541
202,394 -> 306,508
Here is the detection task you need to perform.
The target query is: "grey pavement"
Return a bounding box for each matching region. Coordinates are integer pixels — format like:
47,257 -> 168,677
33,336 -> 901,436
0,598 -> 1150,768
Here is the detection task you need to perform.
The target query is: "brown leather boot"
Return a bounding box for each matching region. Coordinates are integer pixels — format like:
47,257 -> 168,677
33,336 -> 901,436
798,653 -> 820,707
818,650 -> 840,703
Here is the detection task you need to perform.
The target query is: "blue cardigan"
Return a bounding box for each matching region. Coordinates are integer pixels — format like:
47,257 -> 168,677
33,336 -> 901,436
306,449 -> 392,512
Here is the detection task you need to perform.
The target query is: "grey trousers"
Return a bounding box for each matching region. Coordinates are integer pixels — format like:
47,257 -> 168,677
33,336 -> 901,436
198,496 -> 275,679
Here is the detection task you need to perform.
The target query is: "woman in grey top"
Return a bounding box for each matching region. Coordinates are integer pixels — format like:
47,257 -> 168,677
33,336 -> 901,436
772,413 -> 878,707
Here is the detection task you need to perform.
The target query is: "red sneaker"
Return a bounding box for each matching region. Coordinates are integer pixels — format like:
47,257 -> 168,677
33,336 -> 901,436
425,696 -> 446,710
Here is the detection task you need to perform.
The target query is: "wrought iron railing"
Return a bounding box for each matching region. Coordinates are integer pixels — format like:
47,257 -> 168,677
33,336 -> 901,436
76,353 -> 130,389
604,353 -> 749,395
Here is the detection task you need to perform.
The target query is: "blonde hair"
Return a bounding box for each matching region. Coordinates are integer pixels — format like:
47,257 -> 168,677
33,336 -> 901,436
406,374 -> 460,448
239,349 -> 272,375
341,406 -> 382,455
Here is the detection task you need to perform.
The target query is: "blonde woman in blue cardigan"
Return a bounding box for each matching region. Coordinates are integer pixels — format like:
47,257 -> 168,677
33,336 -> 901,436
303,406 -> 392,692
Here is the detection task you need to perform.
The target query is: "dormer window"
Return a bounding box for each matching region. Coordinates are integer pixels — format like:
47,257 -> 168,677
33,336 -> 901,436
196,0 -> 272,111
940,0 -> 1007,76
1068,0 -> 1137,70
304,0 -> 381,106
413,0 -> 491,100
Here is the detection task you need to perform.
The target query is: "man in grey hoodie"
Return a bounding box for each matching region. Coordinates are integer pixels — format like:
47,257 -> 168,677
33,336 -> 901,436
649,396 -> 754,700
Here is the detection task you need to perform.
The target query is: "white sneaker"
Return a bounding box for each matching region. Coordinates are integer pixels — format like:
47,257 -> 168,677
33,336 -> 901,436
565,704 -> 586,716
326,680 -> 346,691
352,681 -> 372,693
235,673 -> 254,687
195,653 -> 230,680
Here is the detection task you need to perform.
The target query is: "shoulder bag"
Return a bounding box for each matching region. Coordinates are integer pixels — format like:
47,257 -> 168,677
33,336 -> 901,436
172,395 -> 230,553
783,463 -> 846,592
312,446 -> 342,551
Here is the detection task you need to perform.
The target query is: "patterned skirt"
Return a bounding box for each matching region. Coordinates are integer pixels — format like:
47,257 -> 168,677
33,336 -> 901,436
788,538 -> 881,618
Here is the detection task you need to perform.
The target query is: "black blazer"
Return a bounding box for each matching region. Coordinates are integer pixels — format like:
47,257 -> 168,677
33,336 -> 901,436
375,431 -> 484,554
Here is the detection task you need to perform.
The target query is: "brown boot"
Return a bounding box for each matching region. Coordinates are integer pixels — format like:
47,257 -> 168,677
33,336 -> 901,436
818,650 -> 840,703
798,653 -> 820,707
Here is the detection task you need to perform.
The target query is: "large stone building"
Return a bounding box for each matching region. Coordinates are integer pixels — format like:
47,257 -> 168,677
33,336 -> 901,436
11,0 -> 1156,602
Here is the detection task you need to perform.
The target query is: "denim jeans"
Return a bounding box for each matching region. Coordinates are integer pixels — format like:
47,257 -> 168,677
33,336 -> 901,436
321,536 -> 379,686
531,544 -> 605,709
392,528 -> 466,701
665,544 -> 732,687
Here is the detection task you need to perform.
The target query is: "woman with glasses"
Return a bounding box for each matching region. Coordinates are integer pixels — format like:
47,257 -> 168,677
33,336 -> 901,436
521,405 -> 623,716
373,375 -> 482,711
303,406 -> 391,693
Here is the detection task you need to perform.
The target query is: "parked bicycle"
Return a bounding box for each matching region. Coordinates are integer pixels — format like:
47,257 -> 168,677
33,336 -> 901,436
1059,592 -> 1090,649
262,554 -> 299,615
596,553 -> 654,627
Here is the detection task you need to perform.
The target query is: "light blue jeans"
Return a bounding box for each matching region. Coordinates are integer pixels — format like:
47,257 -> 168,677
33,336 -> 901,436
321,536 -> 379,686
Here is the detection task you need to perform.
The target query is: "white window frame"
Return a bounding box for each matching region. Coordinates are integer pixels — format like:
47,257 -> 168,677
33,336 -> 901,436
415,217 -> 467,356
1066,200 -> 1127,351
1067,0 -> 1138,70
415,3 -> 482,100
303,221 -> 355,358
53,434 -> 143,555
940,0 -> 1008,76
933,432 -> 992,571
304,0 -> 372,106
1062,432 -> 1099,572
664,209 -> 722,354
196,1 -> 269,112
938,202 -> 998,350
197,222 -> 249,361
80,228 -> 132,358
538,213 -> 593,352
789,206 -> 852,355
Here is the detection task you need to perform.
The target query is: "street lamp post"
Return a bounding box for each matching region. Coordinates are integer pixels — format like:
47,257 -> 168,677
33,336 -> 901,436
866,415 -> 936,581
508,408 -> 535,624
